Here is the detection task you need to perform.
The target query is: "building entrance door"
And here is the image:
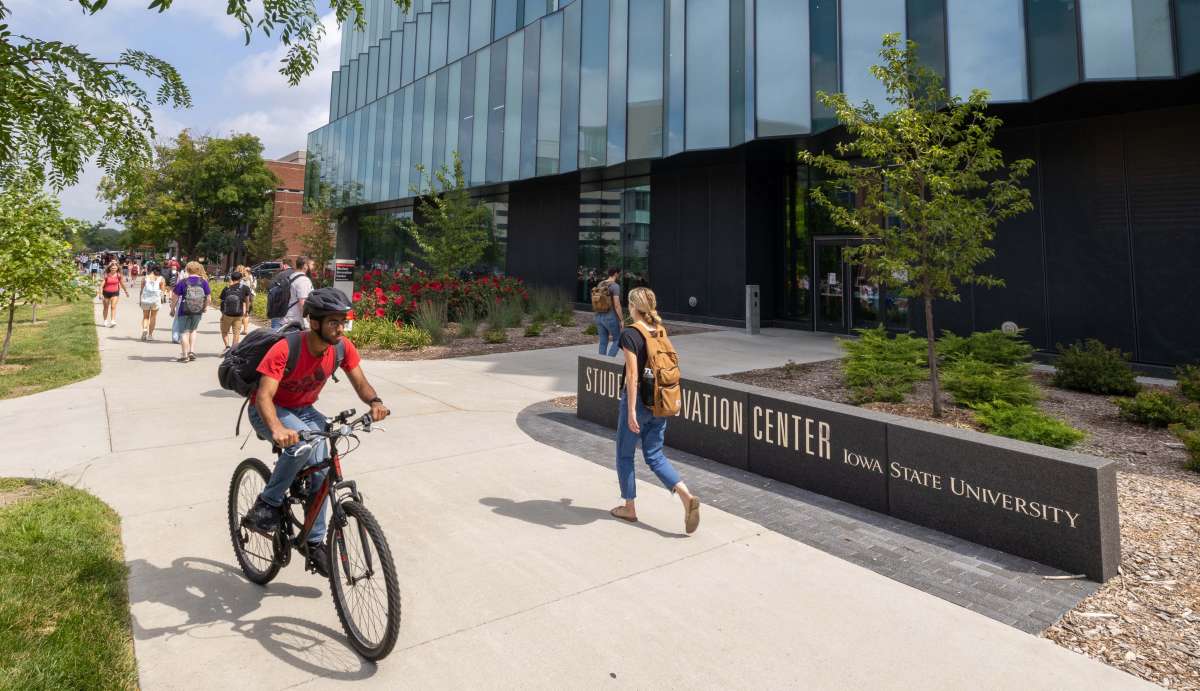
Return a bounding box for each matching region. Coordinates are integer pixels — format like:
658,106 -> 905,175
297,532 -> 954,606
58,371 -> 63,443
813,238 -> 907,333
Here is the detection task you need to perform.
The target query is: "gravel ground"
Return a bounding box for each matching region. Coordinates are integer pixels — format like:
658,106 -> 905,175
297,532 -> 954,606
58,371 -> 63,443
357,311 -> 714,361
720,359 -> 1200,690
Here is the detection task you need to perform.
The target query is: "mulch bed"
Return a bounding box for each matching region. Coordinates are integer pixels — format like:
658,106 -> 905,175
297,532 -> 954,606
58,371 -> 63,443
356,311 -> 714,362
720,359 -> 1200,690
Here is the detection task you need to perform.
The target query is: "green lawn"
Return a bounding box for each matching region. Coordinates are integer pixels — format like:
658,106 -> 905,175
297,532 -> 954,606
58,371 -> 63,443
0,479 -> 136,690
0,300 -> 100,400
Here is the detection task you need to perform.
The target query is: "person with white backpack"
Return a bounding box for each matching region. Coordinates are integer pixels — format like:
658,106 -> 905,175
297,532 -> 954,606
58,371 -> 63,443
170,261 -> 211,362
138,265 -> 167,341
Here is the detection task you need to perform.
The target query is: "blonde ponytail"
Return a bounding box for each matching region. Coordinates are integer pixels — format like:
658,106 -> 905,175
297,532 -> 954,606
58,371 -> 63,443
628,287 -> 662,328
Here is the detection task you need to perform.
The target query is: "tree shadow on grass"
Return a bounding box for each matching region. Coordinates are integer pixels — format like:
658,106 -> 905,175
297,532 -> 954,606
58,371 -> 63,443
126,556 -> 376,680
479,497 -> 686,539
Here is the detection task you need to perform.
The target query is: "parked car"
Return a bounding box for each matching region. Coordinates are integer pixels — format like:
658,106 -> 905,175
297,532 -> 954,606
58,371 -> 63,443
249,261 -> 284,279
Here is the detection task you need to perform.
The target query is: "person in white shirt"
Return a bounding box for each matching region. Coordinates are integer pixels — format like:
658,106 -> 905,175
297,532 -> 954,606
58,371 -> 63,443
284,257 -> 314,327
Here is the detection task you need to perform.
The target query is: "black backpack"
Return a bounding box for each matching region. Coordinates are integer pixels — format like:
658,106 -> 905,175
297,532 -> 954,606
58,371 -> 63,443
266,270 -> 302,319
221,285 -> 246,317
218,323 -> 345,434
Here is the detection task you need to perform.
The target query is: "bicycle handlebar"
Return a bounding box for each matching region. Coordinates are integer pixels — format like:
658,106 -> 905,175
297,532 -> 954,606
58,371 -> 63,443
290,410 -> 383,457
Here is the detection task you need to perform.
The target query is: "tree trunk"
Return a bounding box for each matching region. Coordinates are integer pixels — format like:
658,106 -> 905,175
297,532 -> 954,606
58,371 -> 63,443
1,297 -> 16,365
924,296 -> 942,418
30,303 -> 36,324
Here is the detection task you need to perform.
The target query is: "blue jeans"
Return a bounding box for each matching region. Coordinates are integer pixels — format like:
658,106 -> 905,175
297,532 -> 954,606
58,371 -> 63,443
247,403 -> 331,544
270,317 -> 284,330
596,312 -> 621,356
616,393 -> 681,500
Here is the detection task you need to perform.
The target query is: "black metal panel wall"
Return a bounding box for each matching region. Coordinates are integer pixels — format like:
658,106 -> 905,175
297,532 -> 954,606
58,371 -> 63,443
1039,115 -> 1138,354
506,173 -> 580,293
1124,106 -> 1200,365
649,149 -> 749,320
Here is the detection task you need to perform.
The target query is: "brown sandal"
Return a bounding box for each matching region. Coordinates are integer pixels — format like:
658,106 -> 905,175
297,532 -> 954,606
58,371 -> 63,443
685,497 -> 701,534
609,507 -> 638,523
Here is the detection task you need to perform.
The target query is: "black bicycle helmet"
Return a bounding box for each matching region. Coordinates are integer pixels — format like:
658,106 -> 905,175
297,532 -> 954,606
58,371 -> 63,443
303,287 -> 353,318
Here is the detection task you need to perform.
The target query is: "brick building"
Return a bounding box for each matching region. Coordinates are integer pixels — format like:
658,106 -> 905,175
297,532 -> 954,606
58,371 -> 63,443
263,150 -> 320,261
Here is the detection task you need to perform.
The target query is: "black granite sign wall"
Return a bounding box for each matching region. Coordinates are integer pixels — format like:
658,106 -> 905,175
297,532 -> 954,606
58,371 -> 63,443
576,355 -> 1121,581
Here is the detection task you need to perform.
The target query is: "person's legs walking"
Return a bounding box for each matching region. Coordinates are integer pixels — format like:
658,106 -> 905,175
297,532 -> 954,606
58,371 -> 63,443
615,395 -> 640,501
596,314 -> 611,355
639,413 -> 681,490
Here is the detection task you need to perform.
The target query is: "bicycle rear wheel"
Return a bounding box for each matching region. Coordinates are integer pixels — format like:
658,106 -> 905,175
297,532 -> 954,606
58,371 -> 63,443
228,458 -> 282,585
328,501 -> 401,660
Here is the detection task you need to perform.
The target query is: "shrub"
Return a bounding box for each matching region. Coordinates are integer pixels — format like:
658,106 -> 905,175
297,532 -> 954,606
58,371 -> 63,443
457,304 -> 481,338
972,401 -> 1085,449
397,324 -> 433,349
941,357 -> 1038,407
1052,339 -> 1140,396
1114,389 -> 1189,428
1176,364 -> 1200,402
840,325 -> 927,404
353,269 -> 529,323
524,321 -> 544,337
413,299 -> 448,345
486,297 -> 523,330
482,328 -> 508,344
939,329 -> 1033,367
1168,424 -> 1200,473
554,309 -> 575,327
528,286 -> 571,323
782,359 -> 802,379
583,322 -> 597,336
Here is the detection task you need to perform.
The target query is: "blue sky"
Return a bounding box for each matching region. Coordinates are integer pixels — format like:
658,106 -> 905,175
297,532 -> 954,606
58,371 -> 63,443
9,0 -> 343,224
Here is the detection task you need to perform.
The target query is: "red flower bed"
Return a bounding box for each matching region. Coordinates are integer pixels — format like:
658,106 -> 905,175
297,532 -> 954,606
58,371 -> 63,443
353,269 -> 528,323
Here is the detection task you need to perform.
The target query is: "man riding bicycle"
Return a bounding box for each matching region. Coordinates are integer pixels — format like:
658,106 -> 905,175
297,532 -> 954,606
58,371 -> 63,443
241,287 -> 390,576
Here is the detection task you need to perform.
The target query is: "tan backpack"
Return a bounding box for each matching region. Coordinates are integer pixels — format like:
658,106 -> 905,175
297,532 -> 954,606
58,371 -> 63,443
632,322 -> 682,417
590,278 -> 614,312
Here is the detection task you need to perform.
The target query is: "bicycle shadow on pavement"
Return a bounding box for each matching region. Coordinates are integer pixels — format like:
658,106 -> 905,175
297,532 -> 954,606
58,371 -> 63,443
479,497 -> 685,539
126,556 -> 377,680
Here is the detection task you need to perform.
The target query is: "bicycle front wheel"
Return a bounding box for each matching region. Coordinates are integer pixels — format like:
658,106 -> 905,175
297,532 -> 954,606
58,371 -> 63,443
228,458 -> 282,585
328,501 -> 401,660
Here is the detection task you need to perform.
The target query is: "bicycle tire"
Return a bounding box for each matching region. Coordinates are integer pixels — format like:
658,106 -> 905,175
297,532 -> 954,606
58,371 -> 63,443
228,458 -> 282,585
328,501 -> 401,660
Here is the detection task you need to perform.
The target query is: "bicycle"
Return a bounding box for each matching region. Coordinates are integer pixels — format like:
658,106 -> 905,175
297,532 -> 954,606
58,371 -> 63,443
228,408 -> 401,660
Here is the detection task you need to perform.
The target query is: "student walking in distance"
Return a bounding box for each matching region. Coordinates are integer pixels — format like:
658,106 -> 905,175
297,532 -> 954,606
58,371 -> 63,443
266,257 -> 313,330
235,264 -> 256,334
97,262 -> 129,328
138,266 -> 166,340
591,267 -> 625,356
611,287 -> 700,534
219,271 -> 253,353
171,261 -> 211,362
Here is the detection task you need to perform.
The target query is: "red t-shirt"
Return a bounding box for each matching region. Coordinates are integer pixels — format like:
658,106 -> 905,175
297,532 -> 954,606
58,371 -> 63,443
255,335 -> 361,409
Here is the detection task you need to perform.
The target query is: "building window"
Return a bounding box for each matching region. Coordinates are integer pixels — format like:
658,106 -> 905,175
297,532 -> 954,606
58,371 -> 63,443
756,0 -> 810,136
686,0 -> 730,149
577,178 -> 651,303
627,0 -> 664,160
946,0 -> 1028,102
578,0 -> 609,168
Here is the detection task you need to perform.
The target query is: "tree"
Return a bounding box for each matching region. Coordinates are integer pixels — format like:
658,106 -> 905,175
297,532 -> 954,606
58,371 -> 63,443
405,152 -> 494,276
800,34 -> 1034,417
0,174 -> 84,364
0,0 -> 407,190
100,131 -> 279,259
245,200 -> 288,264
73,222 -> 125,252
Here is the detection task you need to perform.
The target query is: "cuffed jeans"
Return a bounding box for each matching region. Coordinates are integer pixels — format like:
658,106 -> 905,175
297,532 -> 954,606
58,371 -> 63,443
247,403 -> 331,544
596,311 -> 621,356
616,393 -> 681,500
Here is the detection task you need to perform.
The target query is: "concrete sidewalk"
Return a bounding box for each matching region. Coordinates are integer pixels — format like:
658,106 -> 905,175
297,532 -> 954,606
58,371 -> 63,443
1,307 -> 1150,690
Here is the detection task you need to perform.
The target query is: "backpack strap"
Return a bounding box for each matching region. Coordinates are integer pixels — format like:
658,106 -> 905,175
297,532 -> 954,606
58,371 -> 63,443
331,339 -> 345,384
284,331 -> 304,377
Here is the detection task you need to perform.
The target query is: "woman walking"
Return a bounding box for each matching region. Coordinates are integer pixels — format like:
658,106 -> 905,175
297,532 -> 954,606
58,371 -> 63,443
97,262 -> 129,327
138,266 -> 166,340
170,261 -> 210,362
610,287 -> 700,534
236,264 -> 256,334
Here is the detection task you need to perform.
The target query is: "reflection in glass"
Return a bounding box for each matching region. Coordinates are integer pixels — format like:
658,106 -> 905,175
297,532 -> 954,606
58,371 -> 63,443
378,40 -> 391,96
495,0 -> 519,39
606,0 -> 628,164
816,243 -> 844,331
389,30 -> 404,91
359,209 -> 412,272
1026,0 -> 1079,97
430,2 -> 449,70
1081,0 -> 1174,79
389,89 -> 408,199
1131,0 -> 1174,77
487,40 -> 507,183
779,165 -> 812,322
473,47 -> 492,185
538,13 -> 563,175
348,59 -> 359,112
810,0 -> 839,131
946,0 -> 1027,102
408,80 -> 424,192
503,31 -> 524,180
730,0 -> 745,144
560,0 -> 582,172
445,63 -> 462,169
757,0 -> 809,136
403,22 -> 417,84
577,180 -> 650,302
422,73 -> 437,177
432,68 -> 449,172
579,0 -> 609,168
627,0 -> 664,160
458,55 -> 475,174
525,0 -> 549,25
470,0 -> 493,51
416,12 -> 431,77
330,71 -> 341,120
448,0 -> 469,62
840,0 -> 904,112
482,198 -> 509,273
1179,0 -> 1200,75
906,0 -> 948,81
520,23 -> 541,179
850,262 -> 881,328
686,0 -> 730,149
667,0 -> 685,153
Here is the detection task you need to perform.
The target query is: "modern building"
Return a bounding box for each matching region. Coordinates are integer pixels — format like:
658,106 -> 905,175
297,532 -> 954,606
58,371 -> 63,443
307,0 -> 1200,368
